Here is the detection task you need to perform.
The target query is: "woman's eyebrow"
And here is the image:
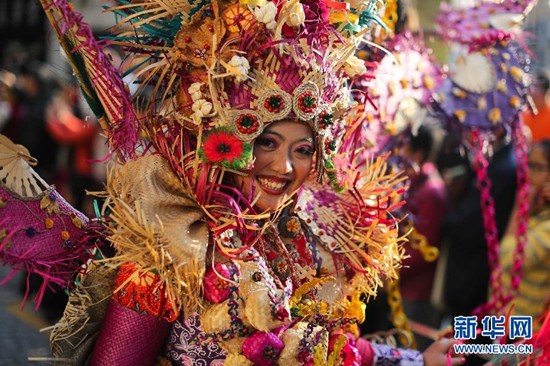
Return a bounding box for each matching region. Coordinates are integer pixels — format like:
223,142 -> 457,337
262,130 -> 313,143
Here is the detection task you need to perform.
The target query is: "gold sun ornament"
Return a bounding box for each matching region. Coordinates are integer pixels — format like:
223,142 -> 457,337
0,135 -> 48,197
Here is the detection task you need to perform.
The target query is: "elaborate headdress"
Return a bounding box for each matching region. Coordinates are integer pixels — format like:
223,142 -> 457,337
358,31 -> 445,155
45,0 -> 389,187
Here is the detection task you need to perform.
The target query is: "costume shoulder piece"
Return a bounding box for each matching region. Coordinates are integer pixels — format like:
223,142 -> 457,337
0,134 -> 93,306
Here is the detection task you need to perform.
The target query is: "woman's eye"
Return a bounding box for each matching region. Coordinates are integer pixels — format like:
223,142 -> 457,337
256,137 -> 277,149
296,146 -> 314,156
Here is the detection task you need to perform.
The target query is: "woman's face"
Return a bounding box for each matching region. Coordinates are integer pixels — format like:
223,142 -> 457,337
528,145 -> 550,192
234,120 -> 315,211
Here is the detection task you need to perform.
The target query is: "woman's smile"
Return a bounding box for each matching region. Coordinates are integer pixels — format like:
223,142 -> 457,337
256,175 -> 290,194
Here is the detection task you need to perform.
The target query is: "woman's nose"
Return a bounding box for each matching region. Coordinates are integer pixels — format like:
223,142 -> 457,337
272,153 -> 293,175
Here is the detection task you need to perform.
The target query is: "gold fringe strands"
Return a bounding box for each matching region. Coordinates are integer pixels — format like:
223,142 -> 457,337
102,156 -> 209,316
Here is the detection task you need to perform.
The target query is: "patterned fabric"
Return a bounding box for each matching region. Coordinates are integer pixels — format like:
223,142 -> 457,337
371,343 -> 423,366
165,313 -> 226,366
113,262 -> 177,322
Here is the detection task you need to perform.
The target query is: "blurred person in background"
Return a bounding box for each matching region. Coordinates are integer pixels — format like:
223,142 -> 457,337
10,61 -> 61,183
400,125 -> 448,350
0,70 -> 17,133
438,128 -> 517,319
497,139 -> 550,325
46,77 -> 100,217
523,71 -> 550,144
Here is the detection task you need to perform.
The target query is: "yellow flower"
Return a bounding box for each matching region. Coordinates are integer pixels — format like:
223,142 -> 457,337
44,218 -> 54,229
509,66 -> 524,83
71,214 -> 85,229
509,96 -> 521,109
424,75 -> 435,90
488,108 -> 502,124
452,87 -> 467,99
453,110 -> 467,123
496,79 -> 508,93
61,231 -> 70,241
286,218 -> 300,233
40,193 -> 60,215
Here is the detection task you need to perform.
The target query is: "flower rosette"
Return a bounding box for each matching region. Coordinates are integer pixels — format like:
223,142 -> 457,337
241,331 -> 285,365
257,90 -> 293,123
231,110 -> 264,141
292,82 -> 320,121
199,127 -> 253,170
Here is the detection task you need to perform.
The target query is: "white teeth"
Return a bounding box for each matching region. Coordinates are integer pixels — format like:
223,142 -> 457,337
258,177 -> 286,191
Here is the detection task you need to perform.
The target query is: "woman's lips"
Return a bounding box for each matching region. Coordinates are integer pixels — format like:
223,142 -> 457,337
257,176 -> 289,195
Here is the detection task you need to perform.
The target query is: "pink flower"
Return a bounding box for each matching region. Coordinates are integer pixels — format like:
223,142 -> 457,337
242,331 -> 284,365
203,262 -> 232,303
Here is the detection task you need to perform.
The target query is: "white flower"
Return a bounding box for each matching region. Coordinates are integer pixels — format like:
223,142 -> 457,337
286,2 -> 305,27
253,2 -> 277,30
192,99 -> 213,117
190,113 -> 202,126
227,55 -> 250,82
344,55 -> 366,77
188,82 -> 204,101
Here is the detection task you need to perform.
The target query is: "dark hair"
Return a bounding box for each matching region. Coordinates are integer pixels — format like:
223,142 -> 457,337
409,125 -> 434,158
533,71 -> 550,94
534,139 -> 550,164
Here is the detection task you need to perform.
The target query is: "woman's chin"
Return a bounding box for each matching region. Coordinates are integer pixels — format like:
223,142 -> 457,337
255,193 -> 291,212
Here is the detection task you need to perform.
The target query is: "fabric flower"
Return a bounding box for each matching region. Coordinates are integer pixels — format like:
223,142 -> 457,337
199,128 -> 252,169
192,99 -> 213,117
242,331 -> 284,366
40,192 -> 60,215
286,2 -> 305,27
227,55 -> 250,82
253,2 -> 277,30
188,82 -> 204,101
203,262 -> 232,304
344,55 -> 367,77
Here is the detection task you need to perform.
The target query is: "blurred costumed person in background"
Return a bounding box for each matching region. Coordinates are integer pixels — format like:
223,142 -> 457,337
431,0 -> 550,364
354,0 -> 448,351
523,70 -> 550,143
498,139 -> 550,323
485,139 -> 550,365
0,0 -> 465,365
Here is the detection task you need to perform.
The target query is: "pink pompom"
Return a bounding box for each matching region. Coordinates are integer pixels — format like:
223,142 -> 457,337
242,331 -> 284,366
328,333 -> 361,366
341,340 -> 361,366
203,262 -> 232,303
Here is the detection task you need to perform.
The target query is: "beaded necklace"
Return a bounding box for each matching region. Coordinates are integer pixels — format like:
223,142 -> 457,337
470,121 -> 529,318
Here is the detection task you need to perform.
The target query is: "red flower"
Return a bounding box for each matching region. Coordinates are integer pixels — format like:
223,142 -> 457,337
201,129 -> 244,163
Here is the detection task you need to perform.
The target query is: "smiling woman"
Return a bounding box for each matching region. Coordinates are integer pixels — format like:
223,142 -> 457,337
234,121 -> 315,211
